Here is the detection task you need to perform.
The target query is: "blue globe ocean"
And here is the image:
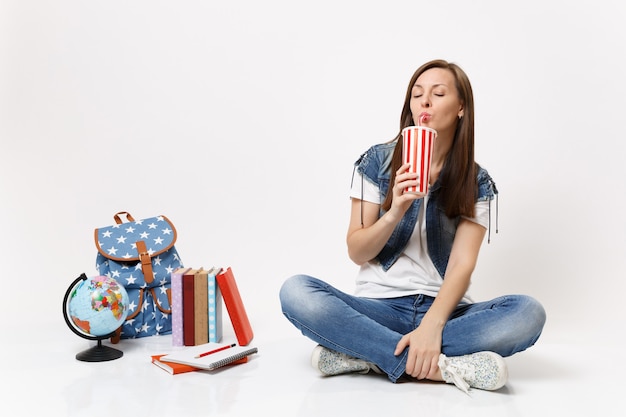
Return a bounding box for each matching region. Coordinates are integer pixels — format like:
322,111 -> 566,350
68,275 -> 130,337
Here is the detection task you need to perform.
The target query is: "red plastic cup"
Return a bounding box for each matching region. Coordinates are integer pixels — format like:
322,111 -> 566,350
402,126 -> 437,194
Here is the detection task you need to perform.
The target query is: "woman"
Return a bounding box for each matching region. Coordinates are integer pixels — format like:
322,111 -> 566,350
279,59 -> 546,393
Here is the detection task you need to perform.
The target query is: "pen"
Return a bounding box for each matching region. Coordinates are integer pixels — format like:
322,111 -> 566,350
195,343 -> 236,358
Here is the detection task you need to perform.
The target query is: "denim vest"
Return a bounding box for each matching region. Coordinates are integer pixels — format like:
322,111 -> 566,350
354,142 -> 498,277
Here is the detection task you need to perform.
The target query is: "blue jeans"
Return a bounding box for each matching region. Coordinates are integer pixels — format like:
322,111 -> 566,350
279,274 -> 546,383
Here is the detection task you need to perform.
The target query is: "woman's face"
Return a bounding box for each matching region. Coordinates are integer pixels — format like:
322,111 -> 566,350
409,68 -> 464,133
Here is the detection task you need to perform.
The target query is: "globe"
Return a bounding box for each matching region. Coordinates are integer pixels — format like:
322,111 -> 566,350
63,273 -> 130,362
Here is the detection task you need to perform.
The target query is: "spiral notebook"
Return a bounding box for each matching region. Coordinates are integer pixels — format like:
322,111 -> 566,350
159,342 -> 258,371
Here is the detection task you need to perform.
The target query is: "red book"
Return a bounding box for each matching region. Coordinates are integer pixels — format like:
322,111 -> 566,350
151,354 -> 198,374
216,267 -> 254,346
182,268 -> 201,346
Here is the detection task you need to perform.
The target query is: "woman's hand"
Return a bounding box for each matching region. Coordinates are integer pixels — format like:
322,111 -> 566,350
394,320 -> 443,380
386,163 -> 424,222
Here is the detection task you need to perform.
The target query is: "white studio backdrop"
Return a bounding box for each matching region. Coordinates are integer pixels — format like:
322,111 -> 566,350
1,0 -> 624,347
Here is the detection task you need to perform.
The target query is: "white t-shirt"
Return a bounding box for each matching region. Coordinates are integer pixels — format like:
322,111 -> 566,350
349,172 -> 490,303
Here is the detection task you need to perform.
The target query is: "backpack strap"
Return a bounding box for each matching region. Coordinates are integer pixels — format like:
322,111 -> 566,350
136,240 -> 154,284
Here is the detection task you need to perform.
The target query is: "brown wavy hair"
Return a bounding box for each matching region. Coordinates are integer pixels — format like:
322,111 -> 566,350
381,59 -> 477,218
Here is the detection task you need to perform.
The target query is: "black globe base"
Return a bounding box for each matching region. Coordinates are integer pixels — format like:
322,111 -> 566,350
75,339 -> 123,362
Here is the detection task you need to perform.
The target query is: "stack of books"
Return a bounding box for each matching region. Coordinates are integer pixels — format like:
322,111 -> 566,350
171,266 -> 254,347
152,266 -> 256,375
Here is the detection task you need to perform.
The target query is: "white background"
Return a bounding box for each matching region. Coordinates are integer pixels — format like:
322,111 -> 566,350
1,0 -> 625,351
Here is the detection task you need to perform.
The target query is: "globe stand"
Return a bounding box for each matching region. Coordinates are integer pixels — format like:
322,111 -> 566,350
75,339 -> 123,362
63,273 -> 126,362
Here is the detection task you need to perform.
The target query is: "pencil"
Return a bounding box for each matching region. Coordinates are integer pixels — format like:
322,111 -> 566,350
194,343 -> 236,358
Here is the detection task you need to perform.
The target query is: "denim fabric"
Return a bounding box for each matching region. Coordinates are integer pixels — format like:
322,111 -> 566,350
355,142 -> 498,276
279,275 -> 546,383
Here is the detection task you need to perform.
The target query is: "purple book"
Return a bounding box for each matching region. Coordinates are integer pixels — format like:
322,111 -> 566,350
171,267 -> 190,346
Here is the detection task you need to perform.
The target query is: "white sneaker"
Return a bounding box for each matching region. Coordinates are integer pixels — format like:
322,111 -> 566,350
438,351 -> 508,393
311,345 -> 382,376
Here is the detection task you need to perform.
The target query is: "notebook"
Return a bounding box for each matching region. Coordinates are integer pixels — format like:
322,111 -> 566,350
151,354 -> 248,375
159,342 -> 258,371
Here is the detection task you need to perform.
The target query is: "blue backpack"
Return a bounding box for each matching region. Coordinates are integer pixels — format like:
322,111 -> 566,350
95,212 -> 183,342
